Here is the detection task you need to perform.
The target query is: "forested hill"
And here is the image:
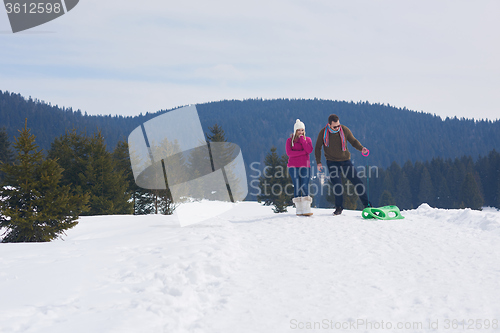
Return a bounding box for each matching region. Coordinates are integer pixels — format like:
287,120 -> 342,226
1,90 -> 500,168
0,91 -> 147,151
196,99 -> 500,168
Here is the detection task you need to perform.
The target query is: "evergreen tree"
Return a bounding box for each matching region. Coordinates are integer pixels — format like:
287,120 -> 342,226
381,173 -> 395,201
477,150 -> 500,208
112,140 -> 135,195
368,167 -> 385,208
0,121 -> 87,242
449,158 -> 466,207
418,166 -> 434,206
149,138 -> 185,215
385,161 -> 412,209
395,172 -> 412,209
112,140 -> 145,213
0,127 -> 13,181
50,130 -> 133,215
125,140 -> 157,215
491,151 -> 500,209
497,176 -> 500,210
205,123 -> 244,201
80,132 -> 133,215
154,189 -> 176,215
405,161 -> 421,208
435,175 -> 452,208
257,147 -> 292,213
379,190 -> 396,206
113,140 -> 160,215
133,191 -> 156,214
48,128 -> 90,191
0,127 -> 13,164
459,173 -> 484,210
185,141 -> 211,200
206,123 -> 226,143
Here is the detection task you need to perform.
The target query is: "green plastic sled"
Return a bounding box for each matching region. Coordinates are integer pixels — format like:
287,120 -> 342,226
361,205 -> 405,220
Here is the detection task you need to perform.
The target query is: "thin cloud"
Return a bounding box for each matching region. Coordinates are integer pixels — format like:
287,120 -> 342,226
0,0 -> 499,120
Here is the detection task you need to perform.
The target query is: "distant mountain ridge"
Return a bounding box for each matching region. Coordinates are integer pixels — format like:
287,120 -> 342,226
1,90 -> 499,169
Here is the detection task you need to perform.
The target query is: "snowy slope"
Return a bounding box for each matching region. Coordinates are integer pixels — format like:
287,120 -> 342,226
1,202 -> 500,333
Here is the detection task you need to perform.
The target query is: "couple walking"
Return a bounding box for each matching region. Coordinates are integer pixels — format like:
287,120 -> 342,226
286,114 -> 371,216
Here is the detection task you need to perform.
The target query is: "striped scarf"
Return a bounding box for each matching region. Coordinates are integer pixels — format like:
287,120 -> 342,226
323,125 -> 346,151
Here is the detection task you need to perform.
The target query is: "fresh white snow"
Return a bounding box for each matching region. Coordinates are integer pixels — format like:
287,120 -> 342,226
1,202 -> 500,333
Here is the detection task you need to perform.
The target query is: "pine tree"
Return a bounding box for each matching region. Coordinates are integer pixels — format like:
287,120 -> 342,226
149,138 -> 185,215
497,175 -> 500,210
478,150 -> 500,208
112,140 -> 135,195
80,132 -> 133,215
381,173 -> 395,201
418,166 -> 434,206
0,127 -> 13,164
460,173 -> 484,210
449,158 -> 466,207
435,175 -> 451,208
133,191 -> 156,214
379,190 -> 396,206
154,189 -> 176,215
385,161 -> 411,209
395,172 -> 412,209
184,126 -> 224,201
48,128 -> 90,190
206,124 -> 226,143
113,140 -> 159,215
257,147 -> 292,213
0,127 -> 13,181
112,140 -> 145,213
0,121 -> 87,242
205,123 -> 244,201
125,139 -> 158,215
404,160 -> 420,208
50,130 -> 133,215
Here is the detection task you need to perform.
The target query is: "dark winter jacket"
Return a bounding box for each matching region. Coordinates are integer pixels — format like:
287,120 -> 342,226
314,125 -> 364,163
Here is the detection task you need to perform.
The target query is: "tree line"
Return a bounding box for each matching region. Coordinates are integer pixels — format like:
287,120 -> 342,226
257,146 -> 500,213
2,90 -> 500,178
0,123 -> 133,242
367,151 -> 499,210
1,119 -> 498,242
0,123 -> 232,242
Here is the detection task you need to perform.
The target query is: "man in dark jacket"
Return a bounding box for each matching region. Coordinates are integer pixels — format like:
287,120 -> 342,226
315,114 -> 371,215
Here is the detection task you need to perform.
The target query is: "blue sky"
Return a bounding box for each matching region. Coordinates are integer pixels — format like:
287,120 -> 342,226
1,0 -> 499,119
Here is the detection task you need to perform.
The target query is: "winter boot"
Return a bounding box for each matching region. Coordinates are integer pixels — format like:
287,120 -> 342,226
301,196 -> 313,216
333,207 -> 343,216
292,197 -> 303,216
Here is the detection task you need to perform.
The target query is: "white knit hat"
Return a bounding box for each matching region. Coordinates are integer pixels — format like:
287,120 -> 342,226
294,119 -> 305,132
292,119 -> 305,146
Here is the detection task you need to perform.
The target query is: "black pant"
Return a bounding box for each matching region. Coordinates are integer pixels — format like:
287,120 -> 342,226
326,160 -> 370,209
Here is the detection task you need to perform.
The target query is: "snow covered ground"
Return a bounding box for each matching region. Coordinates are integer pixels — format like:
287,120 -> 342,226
1,202 -> 500,333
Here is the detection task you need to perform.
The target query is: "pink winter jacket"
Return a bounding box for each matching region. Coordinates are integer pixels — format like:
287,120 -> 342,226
286,136 -> 314,168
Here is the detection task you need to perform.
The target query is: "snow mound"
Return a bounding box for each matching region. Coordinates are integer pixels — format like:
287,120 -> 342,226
410,203 -> 500,234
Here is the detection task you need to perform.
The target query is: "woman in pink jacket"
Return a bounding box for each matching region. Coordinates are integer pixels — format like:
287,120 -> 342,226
286,119 -> 314,216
